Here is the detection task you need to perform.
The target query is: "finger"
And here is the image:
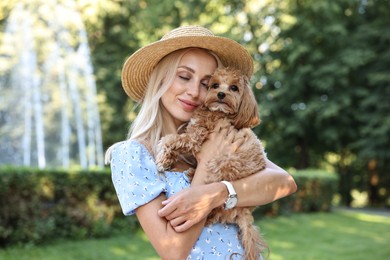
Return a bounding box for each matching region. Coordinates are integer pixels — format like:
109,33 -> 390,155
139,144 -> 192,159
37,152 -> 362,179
169,216 -> 186,227
215,119 -> 225,132
158,200 -> 175,217
226,126 -> 237,142
160,205 -> 182,220
233,136 -> 245,149
173,220 -> 194,233
219,125 -> 228,135
165,212 -> 179,221
231,126 -> 239,137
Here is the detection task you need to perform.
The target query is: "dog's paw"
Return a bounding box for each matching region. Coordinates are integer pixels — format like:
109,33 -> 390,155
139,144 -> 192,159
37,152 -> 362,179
186,167 -> 196,181
155,148 -> 178,173
156,164 -> 166,173
155,157 -> 165,172
155,150 -> 168,172
155,157 -> 168,173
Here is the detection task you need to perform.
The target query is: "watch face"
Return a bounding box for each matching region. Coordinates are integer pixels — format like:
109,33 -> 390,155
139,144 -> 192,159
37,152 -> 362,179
225,196 -> 238,209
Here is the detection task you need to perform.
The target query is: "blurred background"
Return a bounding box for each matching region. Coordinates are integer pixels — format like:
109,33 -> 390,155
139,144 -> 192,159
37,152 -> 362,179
0,0 -> 390,260
0,0 -> 389,256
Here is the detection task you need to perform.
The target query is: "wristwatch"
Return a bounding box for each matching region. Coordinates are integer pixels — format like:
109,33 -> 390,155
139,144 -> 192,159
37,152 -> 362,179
221,181 -> 238,210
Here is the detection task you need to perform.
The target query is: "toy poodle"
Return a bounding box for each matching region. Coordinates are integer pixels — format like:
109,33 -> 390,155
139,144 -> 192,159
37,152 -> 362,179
156,67 -> 267,259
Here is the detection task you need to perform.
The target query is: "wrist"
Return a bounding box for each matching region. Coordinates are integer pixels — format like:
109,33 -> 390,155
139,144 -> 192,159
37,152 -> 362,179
211,182 -> 229,208
220,181 -> 238,209
191,163 -> 209,185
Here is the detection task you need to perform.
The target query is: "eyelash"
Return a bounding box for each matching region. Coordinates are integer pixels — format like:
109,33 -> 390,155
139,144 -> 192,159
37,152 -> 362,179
179,75 -> 209,88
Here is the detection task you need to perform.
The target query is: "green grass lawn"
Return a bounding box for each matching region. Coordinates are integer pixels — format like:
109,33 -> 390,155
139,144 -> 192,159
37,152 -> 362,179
1,211 -> 389,260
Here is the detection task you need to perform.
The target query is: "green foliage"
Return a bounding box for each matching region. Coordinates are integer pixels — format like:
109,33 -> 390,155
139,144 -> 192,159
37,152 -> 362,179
289,169 -> 338,212
1,167 -> 337,247
0,167 -> 137,247
250,0 -> 390,206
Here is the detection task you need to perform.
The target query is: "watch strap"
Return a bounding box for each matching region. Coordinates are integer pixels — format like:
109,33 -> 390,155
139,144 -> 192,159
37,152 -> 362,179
221,181 -> 237,196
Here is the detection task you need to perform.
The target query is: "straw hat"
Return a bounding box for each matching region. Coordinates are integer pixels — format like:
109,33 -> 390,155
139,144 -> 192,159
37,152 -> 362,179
121,25 -> 254,102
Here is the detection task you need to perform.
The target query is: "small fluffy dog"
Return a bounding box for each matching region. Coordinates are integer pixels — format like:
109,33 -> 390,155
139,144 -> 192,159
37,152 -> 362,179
156,67 -> 267,259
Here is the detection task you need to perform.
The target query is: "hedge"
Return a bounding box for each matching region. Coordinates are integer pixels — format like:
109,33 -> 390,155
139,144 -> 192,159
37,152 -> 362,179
0,166 -> 138,247
0,167 -> 338,247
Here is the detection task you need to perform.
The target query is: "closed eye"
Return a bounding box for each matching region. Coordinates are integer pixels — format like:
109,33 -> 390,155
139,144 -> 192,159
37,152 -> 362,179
201,79 -> 209,88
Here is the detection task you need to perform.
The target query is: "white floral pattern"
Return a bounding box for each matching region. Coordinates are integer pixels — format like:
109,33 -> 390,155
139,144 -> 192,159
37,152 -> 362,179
110,140 -> 245,259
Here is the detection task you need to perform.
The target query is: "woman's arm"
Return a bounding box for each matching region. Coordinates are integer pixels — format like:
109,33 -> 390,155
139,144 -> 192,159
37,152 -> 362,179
135,194 -> 205,260
158,158 -> 297,232
232,158 -> 297,207
136,162 -> 211,260
158,124 -> 297,232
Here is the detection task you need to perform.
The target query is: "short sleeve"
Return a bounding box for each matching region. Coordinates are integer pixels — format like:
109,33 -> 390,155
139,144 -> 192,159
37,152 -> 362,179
110,140 -> 166,215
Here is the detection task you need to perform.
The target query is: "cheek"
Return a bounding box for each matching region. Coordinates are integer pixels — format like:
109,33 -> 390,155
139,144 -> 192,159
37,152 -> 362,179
162,81 -> 179,100
161,87 -> 175,110
199,88 -> 208,103
160,94 -> 168,108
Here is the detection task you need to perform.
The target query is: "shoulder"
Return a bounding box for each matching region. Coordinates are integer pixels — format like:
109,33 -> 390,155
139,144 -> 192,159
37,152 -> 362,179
110,139 -> 153,159
108,139 -> 157,172
109,140 -> 165,216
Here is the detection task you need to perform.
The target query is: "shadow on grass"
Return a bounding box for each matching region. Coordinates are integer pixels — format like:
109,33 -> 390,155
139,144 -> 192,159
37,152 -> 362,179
259,211 -> 390,260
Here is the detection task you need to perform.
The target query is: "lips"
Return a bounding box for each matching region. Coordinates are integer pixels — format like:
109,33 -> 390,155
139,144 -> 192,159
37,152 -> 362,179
179,98 -> 200,111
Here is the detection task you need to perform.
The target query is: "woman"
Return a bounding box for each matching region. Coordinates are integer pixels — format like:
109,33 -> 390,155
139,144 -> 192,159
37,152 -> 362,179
107,25 -> 297,259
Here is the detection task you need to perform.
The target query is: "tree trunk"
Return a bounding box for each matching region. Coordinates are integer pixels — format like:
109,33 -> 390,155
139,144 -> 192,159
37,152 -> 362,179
338,149 -> 352,206
368,159 -> 380,206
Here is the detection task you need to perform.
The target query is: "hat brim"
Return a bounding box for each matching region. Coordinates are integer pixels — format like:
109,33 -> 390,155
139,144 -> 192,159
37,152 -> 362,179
121,35 -> 253,102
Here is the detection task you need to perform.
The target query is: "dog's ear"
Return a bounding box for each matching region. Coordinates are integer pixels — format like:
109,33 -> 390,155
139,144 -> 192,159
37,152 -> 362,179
233,76 -> 260,129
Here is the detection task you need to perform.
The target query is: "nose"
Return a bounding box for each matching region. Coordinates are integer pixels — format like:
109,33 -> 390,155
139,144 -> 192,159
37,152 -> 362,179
217,92 -> 225,100
187,83 -> 200,98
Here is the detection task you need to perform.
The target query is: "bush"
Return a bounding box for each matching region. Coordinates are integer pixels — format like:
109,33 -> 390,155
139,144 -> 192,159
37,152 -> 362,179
0,166 -> 137,247
0,167 -> 338,247
291,169 -> 338,212
255,169 -> 339,217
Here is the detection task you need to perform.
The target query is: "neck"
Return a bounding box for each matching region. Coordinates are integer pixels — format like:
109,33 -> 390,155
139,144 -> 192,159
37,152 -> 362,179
160,107 -> 182,137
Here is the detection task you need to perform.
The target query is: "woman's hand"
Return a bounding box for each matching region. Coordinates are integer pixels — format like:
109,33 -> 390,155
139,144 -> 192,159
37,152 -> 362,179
157,182 -> 227,232
196,119 -> 245,171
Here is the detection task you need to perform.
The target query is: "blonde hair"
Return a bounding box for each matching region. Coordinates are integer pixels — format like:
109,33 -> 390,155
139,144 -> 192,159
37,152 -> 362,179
105,48 -> 222,163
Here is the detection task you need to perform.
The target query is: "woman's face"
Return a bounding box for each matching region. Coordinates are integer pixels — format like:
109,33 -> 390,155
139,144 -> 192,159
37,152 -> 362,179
161,49 -> 218,129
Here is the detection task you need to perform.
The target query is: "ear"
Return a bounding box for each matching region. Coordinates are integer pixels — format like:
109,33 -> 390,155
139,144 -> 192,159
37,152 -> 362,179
233,76 -> 260,129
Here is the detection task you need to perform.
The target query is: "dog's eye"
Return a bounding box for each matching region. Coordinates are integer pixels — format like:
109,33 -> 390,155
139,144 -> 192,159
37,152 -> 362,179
212,83 -> 219,89
230,85 -> 239,92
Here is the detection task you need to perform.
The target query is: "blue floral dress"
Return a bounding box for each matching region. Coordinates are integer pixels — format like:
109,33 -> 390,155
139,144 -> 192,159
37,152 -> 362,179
110,140 -> 245,259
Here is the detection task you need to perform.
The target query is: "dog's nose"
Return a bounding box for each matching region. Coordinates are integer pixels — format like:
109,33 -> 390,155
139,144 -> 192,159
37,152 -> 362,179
217,92 -> 225,100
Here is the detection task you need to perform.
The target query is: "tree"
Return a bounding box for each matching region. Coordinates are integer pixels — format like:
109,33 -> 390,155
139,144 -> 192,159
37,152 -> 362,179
247,0 -> 390,206
349,0 -> 390,206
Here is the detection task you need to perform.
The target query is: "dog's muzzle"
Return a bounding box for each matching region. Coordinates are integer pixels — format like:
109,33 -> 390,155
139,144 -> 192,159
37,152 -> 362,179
217,92 -> 226,100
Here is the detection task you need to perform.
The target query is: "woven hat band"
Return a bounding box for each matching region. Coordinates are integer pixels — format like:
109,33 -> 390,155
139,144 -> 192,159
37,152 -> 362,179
161,26 -> 214,40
